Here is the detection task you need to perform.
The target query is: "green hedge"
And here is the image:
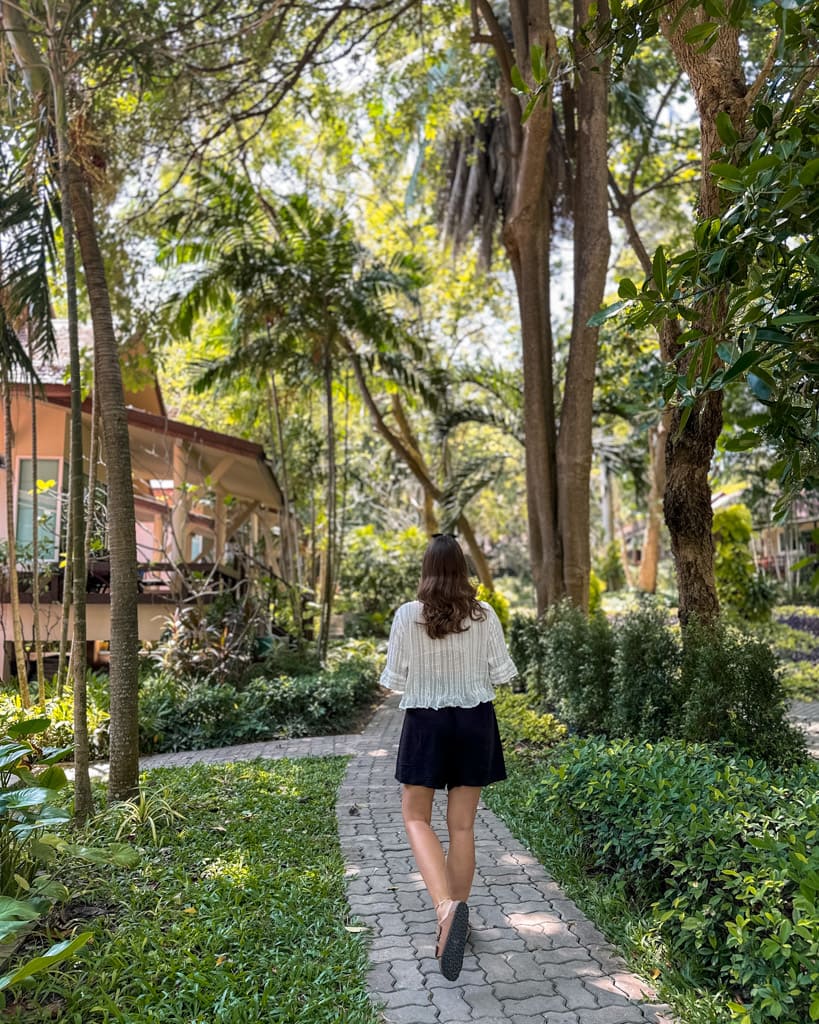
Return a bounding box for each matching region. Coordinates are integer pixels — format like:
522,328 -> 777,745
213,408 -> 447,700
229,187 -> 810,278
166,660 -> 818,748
533,738 -> 819,1024
509,601 -> 807,765
139,660 -> 380,753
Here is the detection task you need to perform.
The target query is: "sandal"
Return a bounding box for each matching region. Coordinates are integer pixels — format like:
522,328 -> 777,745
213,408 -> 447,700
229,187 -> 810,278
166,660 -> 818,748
434,900 -> 469,981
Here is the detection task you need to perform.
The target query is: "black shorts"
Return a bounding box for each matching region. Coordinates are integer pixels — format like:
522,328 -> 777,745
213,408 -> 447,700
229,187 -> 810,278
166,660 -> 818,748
395,701 -> 506,790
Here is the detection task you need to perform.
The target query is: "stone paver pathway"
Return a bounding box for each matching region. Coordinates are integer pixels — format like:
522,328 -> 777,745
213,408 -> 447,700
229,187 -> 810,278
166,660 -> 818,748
790,700 -> 819,758
92,694 -> 677,1022
336,694 -> 673,1024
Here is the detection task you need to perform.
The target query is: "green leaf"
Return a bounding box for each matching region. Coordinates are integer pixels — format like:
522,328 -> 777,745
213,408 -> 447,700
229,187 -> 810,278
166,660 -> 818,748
7,718 -> 49,739
0,743 -> 33,771
799,157 -> 819,185
618,278 -> 638,299
752,103 -> 773,131
715,111 -> 739,147
684,21 -> 720,48
748,372 -> 773,402
652,246 -> 667,298
588,300 -> 628,326
520,94 -> 538,125
510,64 -> 527,93
531,43 -> 546,83
0,934 -> 92,991
710,162 -> 743,180
722,349 -> 761,384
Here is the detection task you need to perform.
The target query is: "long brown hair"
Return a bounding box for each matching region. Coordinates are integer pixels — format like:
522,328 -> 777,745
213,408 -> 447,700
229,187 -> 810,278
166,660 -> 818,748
416,534 -> 486,639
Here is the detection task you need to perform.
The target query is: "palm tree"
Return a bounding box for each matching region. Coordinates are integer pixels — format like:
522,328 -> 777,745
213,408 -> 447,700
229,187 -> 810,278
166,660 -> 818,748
164,169 -> 422,659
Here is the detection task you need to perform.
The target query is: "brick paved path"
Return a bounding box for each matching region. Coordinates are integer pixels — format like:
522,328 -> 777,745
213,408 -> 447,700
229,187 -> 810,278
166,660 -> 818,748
790,700 -> 819,758
115,693 -> 674,1022
336,694 -> 673,1024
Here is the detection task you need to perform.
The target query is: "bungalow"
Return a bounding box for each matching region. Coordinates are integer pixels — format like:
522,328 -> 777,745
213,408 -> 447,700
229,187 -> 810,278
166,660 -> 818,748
0,323 -> 288,678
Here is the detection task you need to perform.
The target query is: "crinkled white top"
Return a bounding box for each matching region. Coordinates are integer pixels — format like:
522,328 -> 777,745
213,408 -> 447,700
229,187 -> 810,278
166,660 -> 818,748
380,600 -> 518,710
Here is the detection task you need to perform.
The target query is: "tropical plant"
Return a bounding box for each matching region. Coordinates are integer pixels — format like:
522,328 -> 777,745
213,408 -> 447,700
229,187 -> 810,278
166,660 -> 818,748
162,168 -> 422,659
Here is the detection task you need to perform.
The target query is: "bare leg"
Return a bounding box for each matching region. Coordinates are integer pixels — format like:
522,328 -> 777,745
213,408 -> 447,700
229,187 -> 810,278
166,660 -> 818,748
445,785 -> 481,902
401,785 -> 454,923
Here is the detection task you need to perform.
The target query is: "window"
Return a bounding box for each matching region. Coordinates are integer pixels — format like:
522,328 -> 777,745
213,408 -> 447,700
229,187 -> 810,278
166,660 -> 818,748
16,458 -> 61,560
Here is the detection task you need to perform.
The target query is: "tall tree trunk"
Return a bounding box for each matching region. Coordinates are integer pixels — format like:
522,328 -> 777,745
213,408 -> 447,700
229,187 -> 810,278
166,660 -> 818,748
68,166 -> 140,801
556,0 -> 611,610
266,373 -> 302,636
660,6 -> 749,624
27,337 -> 45,705
2,374 -> 29,705
503,116 -> 562,613
51,46 -> 93,821
638,411 -> 671,593
317,341 -> 336,661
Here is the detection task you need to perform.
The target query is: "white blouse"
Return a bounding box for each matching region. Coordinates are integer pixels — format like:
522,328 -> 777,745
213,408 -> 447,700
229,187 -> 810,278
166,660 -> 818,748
380,600 -> 518,709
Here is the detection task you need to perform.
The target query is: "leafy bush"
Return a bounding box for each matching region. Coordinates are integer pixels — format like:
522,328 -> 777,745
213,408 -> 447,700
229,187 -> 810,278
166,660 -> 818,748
0,681 -> 111,760
677,618 -> 806,765
527,601 -> 615,735
139,655 -> 380,753
713,504 -> 776,622
596,540 -> 626,592
588,569 -> 605,613
511,601 -> 806,764
339,525 -> 427,636
148,593 -> 265,688
610,599 -> 681,740
493,689 -> 566,752
0,718 -> 135,1008
476,584 -> 510,632
535,738 -> 819,1024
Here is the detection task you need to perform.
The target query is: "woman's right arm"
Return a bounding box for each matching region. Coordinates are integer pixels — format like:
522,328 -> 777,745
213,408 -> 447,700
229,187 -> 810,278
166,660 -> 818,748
380,606 -> 409,690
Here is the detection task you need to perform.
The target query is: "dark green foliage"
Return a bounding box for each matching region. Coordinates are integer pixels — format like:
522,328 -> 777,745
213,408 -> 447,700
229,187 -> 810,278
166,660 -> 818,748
530,739 -> 819,1024
139,658 -> 379,753
510,602 -> 807,765
339,526 -> 427,637
678,618 -> 806,766
712,505 -> 776,622
25,758 -> 381,1023
611,599 -> 681,740
526,602 -> 615,735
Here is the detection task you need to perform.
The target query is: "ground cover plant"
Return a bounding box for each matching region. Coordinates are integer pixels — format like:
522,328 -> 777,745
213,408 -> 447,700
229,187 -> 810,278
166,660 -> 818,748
0,641 -> 383,759
486,720 -> 819,1024
17,756 -> 380,1023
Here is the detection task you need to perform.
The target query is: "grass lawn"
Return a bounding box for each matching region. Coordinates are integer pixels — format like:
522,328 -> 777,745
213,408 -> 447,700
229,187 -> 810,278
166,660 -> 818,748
16,757 -> 379,1024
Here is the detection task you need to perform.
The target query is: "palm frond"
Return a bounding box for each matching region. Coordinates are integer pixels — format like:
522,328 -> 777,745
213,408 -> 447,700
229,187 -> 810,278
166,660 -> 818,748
438,454 -> 508,531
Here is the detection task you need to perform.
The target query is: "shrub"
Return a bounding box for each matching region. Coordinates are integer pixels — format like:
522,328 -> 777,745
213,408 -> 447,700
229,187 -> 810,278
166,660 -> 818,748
529,601 -> 615,735
493,688 -> 566,752
0,719 -> 135,1007
511,601 -> 806,765
713,504 -> 776,622
476,584 -> 510,632
677,617 -> 806,765
0,679 -> 111,760
588,569 -> 605,613
339,525 -> 427,636
610,599 -> 681,740
596,540 -> 626,592
535,738 -> 819,1024
139,659 -> 381,753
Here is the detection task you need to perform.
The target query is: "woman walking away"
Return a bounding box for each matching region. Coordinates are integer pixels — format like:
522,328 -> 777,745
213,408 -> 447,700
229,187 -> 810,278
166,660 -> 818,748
380,534 -> 517,981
